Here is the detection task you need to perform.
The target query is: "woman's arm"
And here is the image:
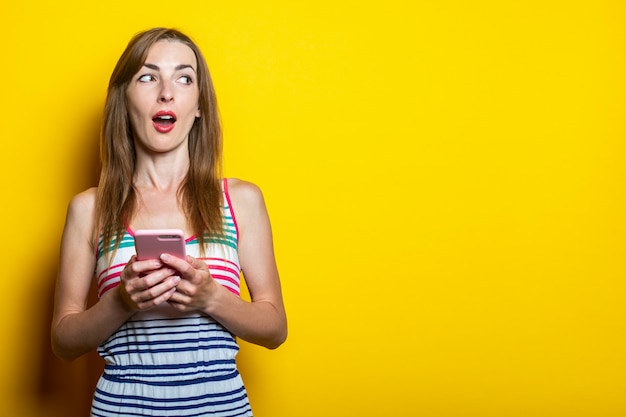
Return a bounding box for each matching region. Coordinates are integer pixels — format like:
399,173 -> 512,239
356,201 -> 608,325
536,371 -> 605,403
51,189 -> 132,360
165,179 -> 287,349
51,189 -> 181,361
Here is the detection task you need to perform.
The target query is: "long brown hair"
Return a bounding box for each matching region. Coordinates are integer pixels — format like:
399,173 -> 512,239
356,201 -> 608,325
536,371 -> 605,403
96,27 -> 223,259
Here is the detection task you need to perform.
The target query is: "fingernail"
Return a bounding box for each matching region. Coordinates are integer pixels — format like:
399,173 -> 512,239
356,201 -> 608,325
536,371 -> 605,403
160,253 -> 170,262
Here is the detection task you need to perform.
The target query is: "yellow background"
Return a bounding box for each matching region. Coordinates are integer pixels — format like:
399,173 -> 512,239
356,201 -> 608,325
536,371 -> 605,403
1,1 -> 625,416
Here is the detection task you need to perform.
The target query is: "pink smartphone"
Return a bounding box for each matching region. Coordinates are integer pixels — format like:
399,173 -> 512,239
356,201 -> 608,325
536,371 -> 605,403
134,229 -> 187,261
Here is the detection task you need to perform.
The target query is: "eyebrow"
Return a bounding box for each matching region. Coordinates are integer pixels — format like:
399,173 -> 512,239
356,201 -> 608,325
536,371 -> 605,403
143,63 -> 197,72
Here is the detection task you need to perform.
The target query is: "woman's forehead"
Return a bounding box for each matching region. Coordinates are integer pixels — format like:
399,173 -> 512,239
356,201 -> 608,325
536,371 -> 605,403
143,40 -> 197,69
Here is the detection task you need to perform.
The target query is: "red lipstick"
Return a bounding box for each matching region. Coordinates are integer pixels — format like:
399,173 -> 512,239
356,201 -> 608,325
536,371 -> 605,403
152,110 -> 177,133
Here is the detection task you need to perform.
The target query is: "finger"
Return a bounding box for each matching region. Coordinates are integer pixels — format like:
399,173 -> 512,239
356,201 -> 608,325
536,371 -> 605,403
125,266 -> 177,304
138,287 -> 178,310
187,255 -> 209,271
160,254 -> 199,283
124,268 -> 176,300
171,277 -> 199,299
160,254 -> 211,287
135,275 -> 181,305
167,289 -> 188,305
159,253 -> 190,272
139,267 -> 179,290
167,298 -> 189,312
123,258 -> 165,281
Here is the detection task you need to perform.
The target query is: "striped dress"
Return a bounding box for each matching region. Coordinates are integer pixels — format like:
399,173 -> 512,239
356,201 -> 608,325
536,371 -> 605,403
91,180 -> 252,416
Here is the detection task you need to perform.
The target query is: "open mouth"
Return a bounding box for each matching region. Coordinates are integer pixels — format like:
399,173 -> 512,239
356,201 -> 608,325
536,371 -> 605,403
153,114 -> 176,126
152,111 -> 177,132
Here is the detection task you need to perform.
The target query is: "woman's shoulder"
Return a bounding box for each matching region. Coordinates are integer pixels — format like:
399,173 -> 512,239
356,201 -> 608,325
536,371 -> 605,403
62,187 -> 98,249
66,187 -> 98,224
68,187 -> 98,210
226,178 -> 263,200
225,178 -> 267,219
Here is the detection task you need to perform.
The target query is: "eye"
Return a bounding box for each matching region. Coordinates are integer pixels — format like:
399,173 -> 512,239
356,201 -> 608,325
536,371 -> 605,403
138,74 -> 155,83
178,75 -> 193,85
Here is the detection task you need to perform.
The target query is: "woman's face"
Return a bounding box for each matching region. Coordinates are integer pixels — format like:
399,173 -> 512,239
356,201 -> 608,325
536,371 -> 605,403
126,40 -> 201,154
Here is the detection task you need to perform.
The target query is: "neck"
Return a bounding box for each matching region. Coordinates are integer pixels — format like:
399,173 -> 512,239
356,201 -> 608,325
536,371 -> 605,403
133,157 -> 189,192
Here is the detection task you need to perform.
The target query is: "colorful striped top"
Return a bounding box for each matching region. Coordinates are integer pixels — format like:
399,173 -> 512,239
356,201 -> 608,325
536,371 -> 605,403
90,179 -> 253,417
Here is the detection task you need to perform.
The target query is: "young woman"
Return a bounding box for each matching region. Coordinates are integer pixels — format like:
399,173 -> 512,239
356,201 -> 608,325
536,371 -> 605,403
51,27 -> 287,416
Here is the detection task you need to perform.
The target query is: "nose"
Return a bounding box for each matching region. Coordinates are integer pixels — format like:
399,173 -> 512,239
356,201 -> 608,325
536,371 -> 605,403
159,80 -> 174,102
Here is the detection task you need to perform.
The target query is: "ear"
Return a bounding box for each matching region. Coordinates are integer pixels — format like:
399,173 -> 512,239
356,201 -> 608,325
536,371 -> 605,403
196,107 -> 201,118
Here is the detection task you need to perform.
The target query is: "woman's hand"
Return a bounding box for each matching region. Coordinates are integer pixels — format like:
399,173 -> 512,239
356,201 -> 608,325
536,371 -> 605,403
117,255 -> 181,311
159,254 -> 219,313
